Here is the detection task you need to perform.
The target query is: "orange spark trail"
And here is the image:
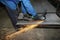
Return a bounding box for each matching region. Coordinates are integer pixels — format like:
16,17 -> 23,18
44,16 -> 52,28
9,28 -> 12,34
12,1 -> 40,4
6,21 -> 44,40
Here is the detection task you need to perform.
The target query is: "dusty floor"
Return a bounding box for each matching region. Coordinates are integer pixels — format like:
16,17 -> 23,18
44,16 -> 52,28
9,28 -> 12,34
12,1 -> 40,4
12,29 -> 60,40
0,5 -> 60,40
0,6 -> 16,40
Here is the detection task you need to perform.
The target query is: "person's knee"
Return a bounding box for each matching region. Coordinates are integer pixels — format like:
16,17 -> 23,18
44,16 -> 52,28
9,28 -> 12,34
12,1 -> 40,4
6,1 -> 17,10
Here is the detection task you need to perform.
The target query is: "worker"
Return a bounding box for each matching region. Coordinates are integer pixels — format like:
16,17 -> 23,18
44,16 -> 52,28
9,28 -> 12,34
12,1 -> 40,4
0,0 -> 46,20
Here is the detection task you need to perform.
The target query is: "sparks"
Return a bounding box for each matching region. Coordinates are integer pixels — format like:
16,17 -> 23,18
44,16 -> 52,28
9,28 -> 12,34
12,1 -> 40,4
6,21 -> 44,40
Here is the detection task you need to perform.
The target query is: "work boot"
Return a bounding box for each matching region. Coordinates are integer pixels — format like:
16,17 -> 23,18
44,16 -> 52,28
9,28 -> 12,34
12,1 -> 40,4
32,14 -> 46,20
23,13 -> 46,21
23,14 -> 33,21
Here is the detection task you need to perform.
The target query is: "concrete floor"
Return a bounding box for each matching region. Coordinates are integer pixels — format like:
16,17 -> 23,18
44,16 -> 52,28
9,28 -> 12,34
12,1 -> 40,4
0,6 -> 16,40
31,0 -> 56,13
0,2 -> 60,40
12,28 -> 60,40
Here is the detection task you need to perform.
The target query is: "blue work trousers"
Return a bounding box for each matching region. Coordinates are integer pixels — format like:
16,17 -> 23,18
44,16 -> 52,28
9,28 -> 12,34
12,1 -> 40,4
0,0 -> 36,16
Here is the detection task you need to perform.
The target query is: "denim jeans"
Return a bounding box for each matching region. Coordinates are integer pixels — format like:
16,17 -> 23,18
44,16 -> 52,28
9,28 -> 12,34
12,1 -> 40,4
0,0 -> 36,16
